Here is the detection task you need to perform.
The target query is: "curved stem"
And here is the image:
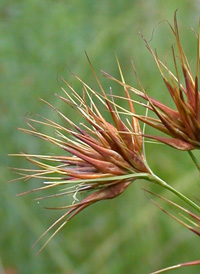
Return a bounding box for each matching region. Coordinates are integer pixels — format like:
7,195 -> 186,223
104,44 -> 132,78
188,151 -> 200,172
147,173 -> 200,213
150,259 -> 200,274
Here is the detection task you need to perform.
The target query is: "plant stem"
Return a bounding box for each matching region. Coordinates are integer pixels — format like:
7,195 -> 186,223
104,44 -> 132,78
147,173 -> 200,213
188,151 -> 200,172
150,260 -> 200,274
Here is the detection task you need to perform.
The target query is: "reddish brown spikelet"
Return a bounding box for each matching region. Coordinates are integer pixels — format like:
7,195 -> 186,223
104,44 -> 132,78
105,12 -> 200,151
11,67 -> 150,253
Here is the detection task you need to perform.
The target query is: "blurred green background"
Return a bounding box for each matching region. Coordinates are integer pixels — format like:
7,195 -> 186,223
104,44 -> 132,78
1,0 -> 200,273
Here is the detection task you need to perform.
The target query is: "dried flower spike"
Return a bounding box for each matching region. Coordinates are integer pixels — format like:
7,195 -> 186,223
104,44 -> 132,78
105,12 -> 200,151
10,59 -> 151,253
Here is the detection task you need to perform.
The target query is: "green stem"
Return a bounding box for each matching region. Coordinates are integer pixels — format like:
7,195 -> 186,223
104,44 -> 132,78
188,151 -> 200,172
147,173 -> 200,213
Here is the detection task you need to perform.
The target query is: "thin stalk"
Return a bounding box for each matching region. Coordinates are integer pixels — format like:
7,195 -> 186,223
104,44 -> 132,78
148,173 -> 200,213
150,260 -> 200,274
188,150 -> 200,172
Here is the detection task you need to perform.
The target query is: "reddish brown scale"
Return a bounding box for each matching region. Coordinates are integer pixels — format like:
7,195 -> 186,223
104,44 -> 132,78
105,14 -> 200,150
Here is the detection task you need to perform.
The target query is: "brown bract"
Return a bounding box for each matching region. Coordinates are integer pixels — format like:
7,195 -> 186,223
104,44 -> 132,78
104,12 -> 200,151
10,60 -> 150,253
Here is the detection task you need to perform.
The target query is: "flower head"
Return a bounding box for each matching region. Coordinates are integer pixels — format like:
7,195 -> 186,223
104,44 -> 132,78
11,58 -> 150,253
105,12 -> 200,151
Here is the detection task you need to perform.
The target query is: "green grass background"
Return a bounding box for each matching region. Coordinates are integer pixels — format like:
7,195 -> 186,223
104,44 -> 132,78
0,0 -> 200,273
